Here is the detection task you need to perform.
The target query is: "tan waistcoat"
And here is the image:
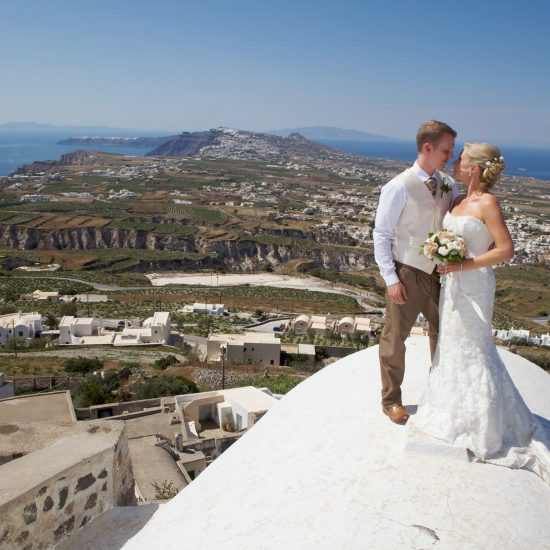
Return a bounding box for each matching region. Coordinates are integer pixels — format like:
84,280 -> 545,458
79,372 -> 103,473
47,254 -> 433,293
392,168 -> 453,273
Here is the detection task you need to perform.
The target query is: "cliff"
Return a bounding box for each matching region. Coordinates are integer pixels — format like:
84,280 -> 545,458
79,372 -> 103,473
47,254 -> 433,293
145,128 -> 343,160
0,223 -> 373,273
16,150 -> 121,174
57,136 -> 174,148
145,130 -> 223,157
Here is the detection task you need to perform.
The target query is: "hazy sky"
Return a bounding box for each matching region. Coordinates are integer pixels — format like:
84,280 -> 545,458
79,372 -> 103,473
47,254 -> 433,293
2,0 -> 549,146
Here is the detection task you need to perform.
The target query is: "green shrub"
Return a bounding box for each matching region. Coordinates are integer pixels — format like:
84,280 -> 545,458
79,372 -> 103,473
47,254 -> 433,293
72,381 -> 109,407
134,376 -> 198,399
258,374 -> 302,394
153,355 -> 180,370
71,369 -> 129,407
59,302 -> 78,317
151,480 -> 178,500
64,356 -> 104,374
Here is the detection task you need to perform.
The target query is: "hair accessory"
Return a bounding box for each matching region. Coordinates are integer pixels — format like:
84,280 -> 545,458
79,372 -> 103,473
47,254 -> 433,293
485,156 -> 504,166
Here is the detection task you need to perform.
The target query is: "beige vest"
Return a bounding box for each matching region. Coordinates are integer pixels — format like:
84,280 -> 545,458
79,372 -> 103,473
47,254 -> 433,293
392,168 -> 453,273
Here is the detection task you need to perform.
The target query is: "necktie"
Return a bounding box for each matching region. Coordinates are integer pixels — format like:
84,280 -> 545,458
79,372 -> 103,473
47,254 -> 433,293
425,177 -> 438,197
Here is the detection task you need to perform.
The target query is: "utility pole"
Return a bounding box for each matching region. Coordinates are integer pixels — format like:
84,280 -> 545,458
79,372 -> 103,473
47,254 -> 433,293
220,345 -> 226,390
12,320 -> 17,358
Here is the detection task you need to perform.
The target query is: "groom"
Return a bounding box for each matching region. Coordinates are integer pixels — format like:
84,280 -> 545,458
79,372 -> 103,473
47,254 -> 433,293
373,120 -> 458,424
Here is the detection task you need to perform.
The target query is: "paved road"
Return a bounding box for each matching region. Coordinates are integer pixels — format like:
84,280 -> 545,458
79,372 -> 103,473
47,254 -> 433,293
10,274 -> 385,310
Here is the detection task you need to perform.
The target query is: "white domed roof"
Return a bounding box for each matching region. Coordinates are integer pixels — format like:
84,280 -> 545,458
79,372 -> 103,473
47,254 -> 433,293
121,338 -> 550,549
338,316 -> 354,325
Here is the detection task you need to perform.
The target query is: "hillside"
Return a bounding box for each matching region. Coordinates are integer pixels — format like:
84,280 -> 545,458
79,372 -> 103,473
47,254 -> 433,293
53,128 -> 349,160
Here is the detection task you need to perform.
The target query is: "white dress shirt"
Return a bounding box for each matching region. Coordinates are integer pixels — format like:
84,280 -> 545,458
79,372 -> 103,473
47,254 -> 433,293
373,162 -> 460,286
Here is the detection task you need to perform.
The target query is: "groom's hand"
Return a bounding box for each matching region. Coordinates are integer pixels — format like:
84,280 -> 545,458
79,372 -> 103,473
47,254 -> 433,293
388,282 -> 407,305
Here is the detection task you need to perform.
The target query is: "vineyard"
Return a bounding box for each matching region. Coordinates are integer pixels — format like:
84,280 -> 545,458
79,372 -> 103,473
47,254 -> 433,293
165,203 -> 227,224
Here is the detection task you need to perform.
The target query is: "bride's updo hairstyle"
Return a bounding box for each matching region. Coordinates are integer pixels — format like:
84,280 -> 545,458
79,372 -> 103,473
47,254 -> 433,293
463,142 -> 505,190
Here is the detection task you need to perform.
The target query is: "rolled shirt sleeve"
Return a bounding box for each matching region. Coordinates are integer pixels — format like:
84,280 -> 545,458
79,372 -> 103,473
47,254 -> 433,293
373,180 -> 407,287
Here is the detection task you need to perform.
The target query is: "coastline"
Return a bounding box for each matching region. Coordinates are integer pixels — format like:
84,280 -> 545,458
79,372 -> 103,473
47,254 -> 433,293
1,133 -> 550,182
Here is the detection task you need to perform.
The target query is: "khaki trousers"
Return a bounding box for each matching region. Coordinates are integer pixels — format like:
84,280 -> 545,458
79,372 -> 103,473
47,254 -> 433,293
379,262 -> 440,407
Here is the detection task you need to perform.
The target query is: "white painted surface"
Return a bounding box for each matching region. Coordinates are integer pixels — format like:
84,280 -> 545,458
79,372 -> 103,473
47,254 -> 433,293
121,338 -> 550,549
148,273 -> 346,294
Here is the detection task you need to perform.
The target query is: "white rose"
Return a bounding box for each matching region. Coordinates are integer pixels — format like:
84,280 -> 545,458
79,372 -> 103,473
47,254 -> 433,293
438,246 -> 450,256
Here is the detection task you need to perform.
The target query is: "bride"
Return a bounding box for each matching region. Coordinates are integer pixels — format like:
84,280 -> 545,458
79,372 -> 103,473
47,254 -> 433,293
409,142 -> 550,485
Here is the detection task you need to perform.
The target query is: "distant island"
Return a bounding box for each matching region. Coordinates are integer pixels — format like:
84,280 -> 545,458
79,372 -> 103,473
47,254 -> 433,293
1,121 -> 405,144
267,126 -> 404,142
0,121 -> 174,137
57,136 -> 175,149
53,128 -> 349,158
53,126 -> 406,157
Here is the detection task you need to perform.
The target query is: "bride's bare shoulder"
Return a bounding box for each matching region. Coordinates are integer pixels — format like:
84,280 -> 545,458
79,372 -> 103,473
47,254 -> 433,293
479,192 -> 500,210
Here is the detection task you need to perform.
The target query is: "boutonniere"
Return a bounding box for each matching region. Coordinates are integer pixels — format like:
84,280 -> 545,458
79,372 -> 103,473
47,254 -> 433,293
440,180 -> 452,198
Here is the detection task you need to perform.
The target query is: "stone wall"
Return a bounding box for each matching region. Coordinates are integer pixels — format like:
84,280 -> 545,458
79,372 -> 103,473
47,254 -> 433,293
75,397 -> 163,420
12,376 -> 84,395
0,421 -> 135,548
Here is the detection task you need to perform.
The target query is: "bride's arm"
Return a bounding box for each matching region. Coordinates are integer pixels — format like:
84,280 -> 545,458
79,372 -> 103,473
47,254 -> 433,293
463,194 -> 514,270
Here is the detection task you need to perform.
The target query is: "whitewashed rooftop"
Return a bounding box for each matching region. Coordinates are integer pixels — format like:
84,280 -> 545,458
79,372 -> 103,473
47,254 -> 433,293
71,338 -> 550,549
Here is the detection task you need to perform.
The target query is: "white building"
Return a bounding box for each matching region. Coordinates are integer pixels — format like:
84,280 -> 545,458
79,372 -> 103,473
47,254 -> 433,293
21,290 -> 59,302
493,328 -> 530,342
292,314 -> 311,334
207,332 -> 280,367
175,386 -> 278,435
310,315 -> 328,336
532,333 -> 550,347
59,312 -> 171,347
337,316 -> 355,335
0,312 -> 42,346
354,317 -> 373,334
180,303 -> 225,316
59,316 -> 114,346
113,312 -> 171,346
19,194 -> 47,202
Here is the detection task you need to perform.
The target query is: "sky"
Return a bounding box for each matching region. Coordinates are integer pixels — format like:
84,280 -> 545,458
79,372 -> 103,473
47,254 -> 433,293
1,0 -> 550,146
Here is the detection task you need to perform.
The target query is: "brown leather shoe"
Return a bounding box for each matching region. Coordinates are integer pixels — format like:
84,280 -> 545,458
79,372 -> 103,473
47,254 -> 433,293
382,404 -> 409,425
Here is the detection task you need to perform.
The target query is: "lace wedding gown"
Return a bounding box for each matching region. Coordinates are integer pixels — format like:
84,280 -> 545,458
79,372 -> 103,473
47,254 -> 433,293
410,213 -> 550,485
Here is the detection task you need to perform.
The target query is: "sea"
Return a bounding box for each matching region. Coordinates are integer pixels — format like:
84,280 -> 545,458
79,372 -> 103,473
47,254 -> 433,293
317,139 -> 550,182
0,132 -> 549,181
0,132 -> 148,176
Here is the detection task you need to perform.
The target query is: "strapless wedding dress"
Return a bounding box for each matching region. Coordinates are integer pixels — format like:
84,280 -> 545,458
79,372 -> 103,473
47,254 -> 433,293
410,213 -> 550,485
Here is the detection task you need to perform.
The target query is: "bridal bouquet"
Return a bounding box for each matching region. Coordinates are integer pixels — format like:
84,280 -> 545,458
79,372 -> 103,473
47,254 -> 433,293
421,229 -> 467,263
